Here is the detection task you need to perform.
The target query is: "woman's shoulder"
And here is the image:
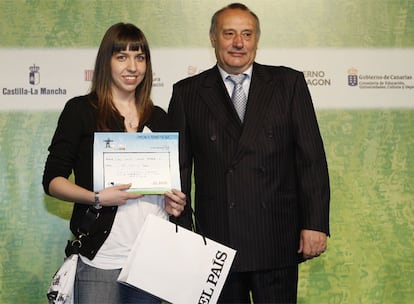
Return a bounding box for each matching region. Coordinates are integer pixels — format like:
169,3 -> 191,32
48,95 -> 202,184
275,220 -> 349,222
145,105 -> 168,131
152,105 -> 167,117
59,95 -> 97,120
64,94 -> 96,110
57,94 -> 97,125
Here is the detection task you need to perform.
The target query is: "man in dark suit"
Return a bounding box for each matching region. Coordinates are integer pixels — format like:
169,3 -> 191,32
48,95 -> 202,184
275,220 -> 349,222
168,2 -> 330,303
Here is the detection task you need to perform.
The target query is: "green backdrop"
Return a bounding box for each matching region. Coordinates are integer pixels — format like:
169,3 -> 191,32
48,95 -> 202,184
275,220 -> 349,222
1,0 -> 413,303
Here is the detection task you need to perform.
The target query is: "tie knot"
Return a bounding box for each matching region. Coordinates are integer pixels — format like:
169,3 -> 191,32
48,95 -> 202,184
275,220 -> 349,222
227,74 -> 247,86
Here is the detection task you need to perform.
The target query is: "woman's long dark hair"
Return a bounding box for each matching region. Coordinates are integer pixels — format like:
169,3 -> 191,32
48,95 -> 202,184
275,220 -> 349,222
91,23 -> 153,131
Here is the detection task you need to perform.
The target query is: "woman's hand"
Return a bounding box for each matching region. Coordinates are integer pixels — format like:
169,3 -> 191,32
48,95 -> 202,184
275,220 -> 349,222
98,183 -> 143,206
48,177 -> 142,207
164,189 -> 186,217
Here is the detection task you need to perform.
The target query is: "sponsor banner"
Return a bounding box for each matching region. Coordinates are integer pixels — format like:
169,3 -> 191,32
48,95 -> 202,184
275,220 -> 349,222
1,48 -> 413,111
0,49 -> 96,111
257,48 -> 414,109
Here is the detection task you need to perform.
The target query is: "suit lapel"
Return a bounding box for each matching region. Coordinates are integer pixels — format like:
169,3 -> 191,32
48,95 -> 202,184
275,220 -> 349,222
197,64 -> 279,165
232,63 -> 278,165
199,66 -> 242,141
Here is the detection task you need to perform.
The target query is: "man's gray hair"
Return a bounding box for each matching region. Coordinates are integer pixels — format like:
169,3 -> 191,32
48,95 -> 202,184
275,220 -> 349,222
210,2 -> 261,39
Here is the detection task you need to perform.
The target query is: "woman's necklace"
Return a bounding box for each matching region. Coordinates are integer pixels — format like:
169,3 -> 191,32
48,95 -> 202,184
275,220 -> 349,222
124,111 -> 138,130
127,120 -> 138,129
113,98 -> 139,130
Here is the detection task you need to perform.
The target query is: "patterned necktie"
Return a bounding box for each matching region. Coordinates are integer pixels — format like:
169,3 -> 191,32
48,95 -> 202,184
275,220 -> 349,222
227,74 -> 248,122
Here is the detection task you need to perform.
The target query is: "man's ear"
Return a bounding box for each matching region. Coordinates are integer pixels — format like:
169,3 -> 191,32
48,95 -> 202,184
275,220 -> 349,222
209,33 -> 216,48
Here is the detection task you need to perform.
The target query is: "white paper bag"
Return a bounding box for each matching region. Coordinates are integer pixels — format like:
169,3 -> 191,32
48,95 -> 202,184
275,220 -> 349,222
118,214 -> 236,304
47,254 -> 78,304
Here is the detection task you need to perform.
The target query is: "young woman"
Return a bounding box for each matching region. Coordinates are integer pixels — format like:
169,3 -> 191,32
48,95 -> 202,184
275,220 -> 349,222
43,23 -> 186,303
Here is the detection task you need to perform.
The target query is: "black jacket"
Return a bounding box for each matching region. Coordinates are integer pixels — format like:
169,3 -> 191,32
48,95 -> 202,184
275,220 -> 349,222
168,63 -> 330,271
42,94 -> 168,258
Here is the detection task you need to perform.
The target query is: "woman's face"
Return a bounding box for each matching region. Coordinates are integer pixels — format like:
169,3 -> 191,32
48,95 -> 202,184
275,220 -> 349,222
110,47 -> 146,97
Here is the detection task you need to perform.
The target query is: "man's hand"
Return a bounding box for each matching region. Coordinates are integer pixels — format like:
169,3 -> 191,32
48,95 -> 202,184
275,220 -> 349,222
298,229 -> 327,259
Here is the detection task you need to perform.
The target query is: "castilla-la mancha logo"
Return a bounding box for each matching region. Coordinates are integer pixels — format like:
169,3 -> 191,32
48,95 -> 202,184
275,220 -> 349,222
348,67 -> 358,87
29,64 -> 40,85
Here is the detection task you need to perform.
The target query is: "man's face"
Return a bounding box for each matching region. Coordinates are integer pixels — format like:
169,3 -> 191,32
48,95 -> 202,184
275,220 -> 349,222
210,8 -> 259,75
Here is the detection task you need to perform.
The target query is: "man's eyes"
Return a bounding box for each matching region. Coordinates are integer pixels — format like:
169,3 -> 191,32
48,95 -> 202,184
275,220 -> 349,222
223,31 -> 253,39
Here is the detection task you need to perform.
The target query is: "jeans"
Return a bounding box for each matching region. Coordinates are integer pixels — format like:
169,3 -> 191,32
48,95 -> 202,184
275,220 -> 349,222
74,257 -> 161,304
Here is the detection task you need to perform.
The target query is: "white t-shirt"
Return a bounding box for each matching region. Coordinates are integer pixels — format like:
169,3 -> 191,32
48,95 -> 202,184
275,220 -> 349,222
80,195 -> 168,269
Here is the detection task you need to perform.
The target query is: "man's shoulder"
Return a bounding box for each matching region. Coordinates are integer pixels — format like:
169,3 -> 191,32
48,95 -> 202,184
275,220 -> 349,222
174,66 -> 216,87
254,63 -> 302,76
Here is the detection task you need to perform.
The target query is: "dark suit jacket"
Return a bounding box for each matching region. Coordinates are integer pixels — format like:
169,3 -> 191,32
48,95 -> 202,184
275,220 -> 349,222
168,62 -> 330,272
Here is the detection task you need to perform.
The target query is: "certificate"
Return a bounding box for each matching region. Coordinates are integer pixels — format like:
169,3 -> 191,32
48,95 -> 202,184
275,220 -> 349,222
93,132 -> 180,194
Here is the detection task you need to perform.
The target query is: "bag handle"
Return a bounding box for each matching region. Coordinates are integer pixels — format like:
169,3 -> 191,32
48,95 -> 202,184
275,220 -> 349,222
175,205 -> 207,245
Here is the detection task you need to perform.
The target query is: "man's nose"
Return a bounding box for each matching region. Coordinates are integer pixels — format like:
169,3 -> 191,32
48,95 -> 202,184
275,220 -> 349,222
232,33 -> 244,48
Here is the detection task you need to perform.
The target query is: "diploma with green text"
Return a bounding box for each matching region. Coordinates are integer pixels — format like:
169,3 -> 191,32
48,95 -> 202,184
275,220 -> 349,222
93,132 -> 180,194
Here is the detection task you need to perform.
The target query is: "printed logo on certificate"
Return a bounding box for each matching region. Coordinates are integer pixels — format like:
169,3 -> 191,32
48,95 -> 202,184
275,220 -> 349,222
93,132 -> 180,194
